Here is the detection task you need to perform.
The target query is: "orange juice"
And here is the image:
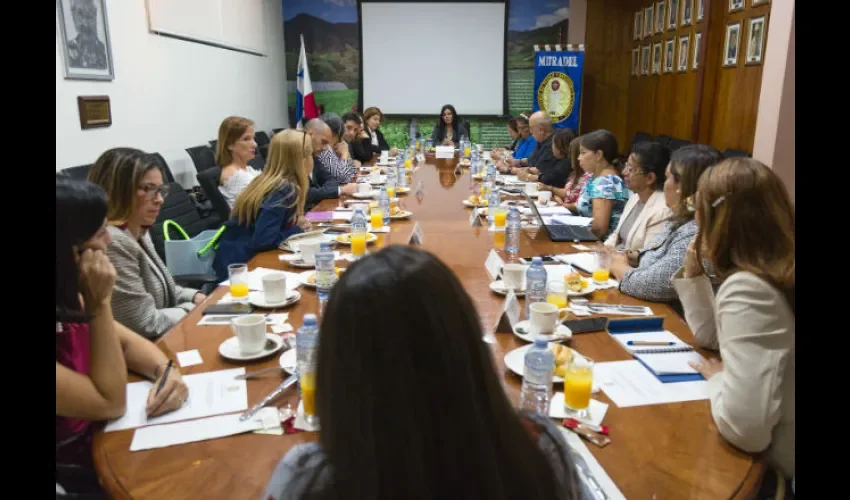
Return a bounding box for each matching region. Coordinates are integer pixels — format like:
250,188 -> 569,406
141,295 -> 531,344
494,210 -> 507,227
387,186 -> 396,198
370,209 -> 384,229
350,233 -> 366,256
230,282 -> 249,298
563,367 -> 593,409
592,269 -> 610,283
494,231 -> 505,248
404,159 -> 412,169
464,147 -> 471,157
300,372 -> 316,416
546,293 -> 568,309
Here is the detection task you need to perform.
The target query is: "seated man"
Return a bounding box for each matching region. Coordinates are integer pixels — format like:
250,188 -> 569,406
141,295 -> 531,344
305,119 -> 357,211
317,112 -> 358,184
505,112 -> 573,188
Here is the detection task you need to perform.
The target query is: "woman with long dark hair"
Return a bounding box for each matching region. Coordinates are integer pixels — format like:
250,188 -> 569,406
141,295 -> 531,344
264,245 -> 590,500
431,104 -> 468,147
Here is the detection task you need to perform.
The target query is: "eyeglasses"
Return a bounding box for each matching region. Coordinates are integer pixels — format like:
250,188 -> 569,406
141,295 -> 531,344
139,183 -> 170,200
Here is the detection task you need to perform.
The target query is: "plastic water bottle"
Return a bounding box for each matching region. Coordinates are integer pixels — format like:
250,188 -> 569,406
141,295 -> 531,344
505,207 -> 521,257
426,138 -> 433,150
386,165 -> 397,190
396,163 -> 407,187
487,188 -> 501,226
296,314 -> 320,426
486,161 -> 497,184
378,186 -> 391,226
315,241 -> 337,306
519,337 -> 555,415
525,257 -> 548,318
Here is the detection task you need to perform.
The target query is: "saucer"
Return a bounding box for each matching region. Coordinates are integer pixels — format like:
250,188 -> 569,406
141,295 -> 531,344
390,210 -> 413,219
489,280 -> 526,296
512,320 -> 573,343
287,258 -> 315,269
279,347 -> 297,374
352,191 -> 377,199
567,282 -> 597,297
248,290 -> 301,309
504,343 -> 585,383
219,334 -> 285,361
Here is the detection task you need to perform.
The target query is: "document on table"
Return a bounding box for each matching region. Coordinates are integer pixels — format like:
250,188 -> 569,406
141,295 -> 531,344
104,368 -> 249,432
594,360 -> 709,408
333,210 -> 354,221
549,215 -> 594,226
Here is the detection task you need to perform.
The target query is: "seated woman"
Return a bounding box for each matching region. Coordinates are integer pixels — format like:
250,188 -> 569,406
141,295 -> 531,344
546,134 -> 591,213
88,149 -> 207,339
431,104 -> 468,147
575,130 -> 630,239
674,158 -> 795,495
496,113 -> 536,171
604,141 -> 672,251
351,107 -> 394,163
318,112 -> 357,184
56,177 -> 188,497
610,145 -> 723,303
263,245 -> 590,500
213,129 -> 312,280
216,116 -> 261,209
490,117 -> 520,161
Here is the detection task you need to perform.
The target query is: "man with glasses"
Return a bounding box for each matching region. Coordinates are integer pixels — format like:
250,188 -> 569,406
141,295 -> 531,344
305,118 -> 358,211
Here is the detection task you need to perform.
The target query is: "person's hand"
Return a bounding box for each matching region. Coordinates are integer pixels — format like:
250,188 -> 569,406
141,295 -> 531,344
689,357 -> 723,380
538,182 -> 550,192
146,367 -> 189,418
506,158 -> 518,168
335,141 -> 349,159
359,130 -> 370,140
192,293 -> 207,305
626,249 -> 640,267
528,167 -> 540,175
78,249 -> 116,313
609,252 -> 632,281
341,183 -> 358,195
683,239 -> 705,278
352,160 -> 362,168
296,215 -> 313,231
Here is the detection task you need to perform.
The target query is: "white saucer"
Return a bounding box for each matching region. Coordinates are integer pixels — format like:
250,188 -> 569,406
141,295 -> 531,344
504,343 -> 587,383
512,320 -> 573,343
462,200 -> 487,208
298,270 -> 316,288
352,191 -> 377,199
248,290 -> 301,309
489,280 -> 526,296
219,334 -> 285,361
279,347 -> 297,374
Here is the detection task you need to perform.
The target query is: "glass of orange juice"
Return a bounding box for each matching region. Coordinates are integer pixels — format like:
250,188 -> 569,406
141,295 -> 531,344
563,358 -> 594,419
493,231 -> 505,248
350,233 -> 366,257
493,207 -> 507,228
464,146 -> 471,157
546,281 -> 568,309
227,263 -> 250,302
387,186 -> 396,198
298,371 -> 318,425
593,249 -> 612,284
404,159 -> 412,169
370,208 -> 384,229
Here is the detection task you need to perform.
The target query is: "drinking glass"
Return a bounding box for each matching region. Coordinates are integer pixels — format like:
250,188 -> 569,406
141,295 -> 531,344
563,358 -> 594,419
228,263 -> 249,302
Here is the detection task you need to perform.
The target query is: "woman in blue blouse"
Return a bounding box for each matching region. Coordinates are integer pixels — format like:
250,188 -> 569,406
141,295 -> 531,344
213,130 -> 312,279
575,130 -> 630,239
511,113 -> 537,160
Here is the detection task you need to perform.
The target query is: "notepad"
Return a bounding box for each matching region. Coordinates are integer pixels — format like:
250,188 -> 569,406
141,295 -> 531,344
555,252 -> 598,273
611,330 -> 703,375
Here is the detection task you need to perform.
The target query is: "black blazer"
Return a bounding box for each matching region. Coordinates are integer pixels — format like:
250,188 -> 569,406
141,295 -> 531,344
350,128 -> 390,163
307,156 -> 339,211
528,133 -> 572,188
431,121 -> 469,145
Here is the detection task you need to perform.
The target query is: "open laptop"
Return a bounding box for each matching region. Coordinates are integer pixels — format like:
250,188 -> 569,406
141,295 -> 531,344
523,192 -> 598,242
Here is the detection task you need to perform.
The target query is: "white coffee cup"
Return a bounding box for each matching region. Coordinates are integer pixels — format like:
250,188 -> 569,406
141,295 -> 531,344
502,263 -> 526,290
261,272 -> 288,304
529,302 -> 570,336
358,182 -> 372,194
231,315 -> 267,355
538,191 -> 553,204
299,240 -> 321,265
369,171 -> 381,184
380,150 -> 389,163
525,182 -> 540,195
482,151 -> 491,160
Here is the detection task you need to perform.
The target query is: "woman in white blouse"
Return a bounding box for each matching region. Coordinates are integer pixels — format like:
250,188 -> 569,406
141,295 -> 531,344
216,116 -> 261,209
673,158 -> 794,497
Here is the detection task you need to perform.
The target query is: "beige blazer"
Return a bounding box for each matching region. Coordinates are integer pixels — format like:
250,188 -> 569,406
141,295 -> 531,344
672,269 -> 794,479
604,190 -> 671,251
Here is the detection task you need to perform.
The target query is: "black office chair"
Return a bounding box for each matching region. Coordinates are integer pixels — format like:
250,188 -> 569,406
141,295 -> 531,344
196,167 -> 232,223
258,144 -> 270,163
186,145 -> 217,173
255,131 -> 270,147
722,148 -> 750,158
249,149 -> 266,171
667,138 -> 692,152
150,152 -> 176,183
630,132 -> 652,150
272,128 -> 286,135
208,139 -> 219,152
62,164 -> 93,181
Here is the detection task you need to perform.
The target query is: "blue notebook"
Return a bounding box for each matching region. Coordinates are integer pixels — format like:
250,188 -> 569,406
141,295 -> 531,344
608,317 -> 705,383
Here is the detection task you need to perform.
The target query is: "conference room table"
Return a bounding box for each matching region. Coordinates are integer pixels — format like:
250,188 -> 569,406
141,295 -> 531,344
93,155 -> 764,499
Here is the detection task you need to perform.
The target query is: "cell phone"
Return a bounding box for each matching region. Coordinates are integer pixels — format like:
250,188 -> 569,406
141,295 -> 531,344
562,317 -> 609,334
520,255 -> 559,264
202,302 -> 254,315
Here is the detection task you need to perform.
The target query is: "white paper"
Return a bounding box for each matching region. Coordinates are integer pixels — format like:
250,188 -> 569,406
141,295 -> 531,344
129,407 -> 280,451
550,215 -> 594,226
555,253 -> 598,273
293,400 -> 321,432
176,350 -> 203,368
560,428 -> 627,500
407,222 -> 424,244
105,368 -> 249,432
333,211 -> 354,221
484,249 -> 505,281
271,323 -> 294,334
469,207 -> 479,225
549,397 -> 609,427
610,330 -> 690,352
518,206 -> 572,216
498,175 -> 518,184
435,145 -> 454,159
594,361 -> 709,408
635,352 -> 705,375
572,243 -> 591,251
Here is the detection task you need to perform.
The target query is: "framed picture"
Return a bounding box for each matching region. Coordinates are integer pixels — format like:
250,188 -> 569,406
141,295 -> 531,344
723,22 -> 741,67
653,42 -> 663,75
752,0 -> 770,5
681,0 -> 693,27
693,32 -> 702,70
663,39 -> 675,73
632,48 -> 640,76
746,16 -> 767,65
668,0 -> 679,31
677,35 -> 690,72
634,11 -> 643,40
656,2 -> 666,34
56,0 -> 114,81
644,6 -> 654,39
729,0 -> 745,12
697,0 -> 705,22
642,45 -> 651,75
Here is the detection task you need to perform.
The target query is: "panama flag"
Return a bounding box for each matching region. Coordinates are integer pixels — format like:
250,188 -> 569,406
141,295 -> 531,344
295,34 -> 319,129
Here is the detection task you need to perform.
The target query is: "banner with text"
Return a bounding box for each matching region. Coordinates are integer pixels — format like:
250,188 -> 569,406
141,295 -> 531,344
532,51 -> 584,131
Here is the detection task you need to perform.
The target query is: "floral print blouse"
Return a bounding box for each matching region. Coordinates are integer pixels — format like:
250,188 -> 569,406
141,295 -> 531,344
576,174 -> 630,239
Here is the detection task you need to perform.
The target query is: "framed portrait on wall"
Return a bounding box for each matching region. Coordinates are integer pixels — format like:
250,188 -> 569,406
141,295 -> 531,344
677,35 -> 690,72
697,0 -> 705,22
663,39 -> 675,73
632,48 -> 640,76
652,42 -> 662,75
746,16 -> 767,65
693,32 -> 702,70
723,22 -> 741,67
729,0 -> 745,12
655,2 -> 666,35
668,0 -> 679,31
634,11 -> 642,40
56,0 -> 115,80
644,5 -> 654,39
681,0 -> 693,27
642,44 -> 651,75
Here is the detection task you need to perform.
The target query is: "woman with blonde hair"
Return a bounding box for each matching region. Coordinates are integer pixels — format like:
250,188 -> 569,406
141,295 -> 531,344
674,158 -> 794,497
216,116 -> 260,209
213,129 -> 313,280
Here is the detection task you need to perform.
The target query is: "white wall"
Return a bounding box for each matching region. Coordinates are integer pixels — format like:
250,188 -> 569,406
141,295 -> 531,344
56,0 -> 288,188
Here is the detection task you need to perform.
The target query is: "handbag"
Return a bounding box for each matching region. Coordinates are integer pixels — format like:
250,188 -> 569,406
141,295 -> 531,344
162,220 -> 225,277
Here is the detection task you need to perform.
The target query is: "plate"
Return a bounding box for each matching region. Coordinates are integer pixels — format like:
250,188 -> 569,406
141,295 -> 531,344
248,290 -> 300,309
395,186 -> 410,194
279,229 -> 333,252
489,280 -> 525,296
298,268 -> 345,288
336,232 -> 378,245
219,334 -> 285,361
504,343 -> 587,383
568,282 -> 597,297
471,173 -> 486,180
462,199 -> 488,208
279,347 -> 297,374
352,191 -> 377,199
390,210 -> 413,219
511,320 -> 573,343
344,199 -> 379,208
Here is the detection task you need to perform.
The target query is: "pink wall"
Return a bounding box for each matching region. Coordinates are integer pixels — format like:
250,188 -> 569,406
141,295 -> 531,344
753,2 -> 795,203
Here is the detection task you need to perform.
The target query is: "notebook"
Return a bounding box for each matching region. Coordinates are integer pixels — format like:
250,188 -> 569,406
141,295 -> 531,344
607,317 -> 705,383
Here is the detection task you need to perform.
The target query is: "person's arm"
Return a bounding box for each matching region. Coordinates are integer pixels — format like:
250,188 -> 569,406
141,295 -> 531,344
251,190 -> 304,251
376,129 -> 390,152
619,229 -> 691,302
590,198 -> 614,239
349,139 -> 372,164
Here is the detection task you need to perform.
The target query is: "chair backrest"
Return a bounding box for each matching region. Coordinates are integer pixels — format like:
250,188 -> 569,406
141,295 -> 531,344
722,148 -> 750,158
209,139 -> 219,152
272,128 -> 286,136
150,152 -> 176,183
149,182 -> 210,260
61,164 -> 93,182
250,149 -> 266,171
196,167 -> 232,222
186,145 -> 217,173
255,131 -> 271,147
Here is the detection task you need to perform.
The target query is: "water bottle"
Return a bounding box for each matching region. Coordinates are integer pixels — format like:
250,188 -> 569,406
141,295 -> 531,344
315,241 -> 337,303
487,188 -> 501,226
386,165 -> 397,189
379,186 -> 391,226
519,337 -> 555,415
525,257 -> 548,318
486,161 -> 497,184
505,207 -> 521,257
296,314 -> 320,426
396,163 -> 407,187
426,138 -> 433,150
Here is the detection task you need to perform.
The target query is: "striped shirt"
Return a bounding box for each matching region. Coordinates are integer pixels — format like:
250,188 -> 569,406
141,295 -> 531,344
318,146 -> 356,184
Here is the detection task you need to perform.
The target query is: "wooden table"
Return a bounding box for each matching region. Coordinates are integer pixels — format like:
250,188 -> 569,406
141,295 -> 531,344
94,156 -> 763,499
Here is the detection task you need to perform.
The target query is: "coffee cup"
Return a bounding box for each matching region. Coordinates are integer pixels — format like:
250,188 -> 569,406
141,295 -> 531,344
358,182 -> 372,194
502,263 -> 526,290
230,315 -> 267,355
369,171 -> 381,184
261,272 -> 288,304
529,302 -> 570,336
524,182 -> 540,195
299,240 -> 321,265
538,191 -> 552,204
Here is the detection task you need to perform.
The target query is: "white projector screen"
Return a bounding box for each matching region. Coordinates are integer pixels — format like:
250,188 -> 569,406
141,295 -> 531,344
361,2 -> 506,115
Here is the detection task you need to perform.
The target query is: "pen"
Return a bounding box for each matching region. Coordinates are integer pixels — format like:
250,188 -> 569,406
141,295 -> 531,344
627,341 -> 675,346
155,360 -> 173,396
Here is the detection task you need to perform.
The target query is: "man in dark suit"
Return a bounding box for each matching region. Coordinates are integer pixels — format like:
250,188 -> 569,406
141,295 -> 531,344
507,112 -> 572,188
67,0 -> 107,69
305,119 -> 357,211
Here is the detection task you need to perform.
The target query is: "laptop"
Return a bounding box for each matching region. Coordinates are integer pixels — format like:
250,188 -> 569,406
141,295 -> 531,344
523,192 -> 598,242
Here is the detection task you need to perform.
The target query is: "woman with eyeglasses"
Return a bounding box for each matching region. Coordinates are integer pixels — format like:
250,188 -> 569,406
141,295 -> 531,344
88,148 -> 206,339
674,158 -> 795,498
604,141 -> 672,251
213,129 -> 313,280
610,145 -> 723,304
